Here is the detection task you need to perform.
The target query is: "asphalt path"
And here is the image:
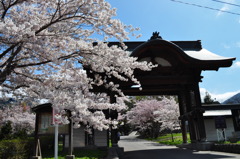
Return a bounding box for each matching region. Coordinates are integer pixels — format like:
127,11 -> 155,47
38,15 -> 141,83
118,135 -> 240,159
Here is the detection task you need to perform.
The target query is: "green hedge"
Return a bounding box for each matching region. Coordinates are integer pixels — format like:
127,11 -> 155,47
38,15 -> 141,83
0,138 -> 34,159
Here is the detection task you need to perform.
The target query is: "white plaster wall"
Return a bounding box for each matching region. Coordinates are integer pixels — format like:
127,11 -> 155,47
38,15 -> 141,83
94,130 -> 107,147
204,118 -> 235,141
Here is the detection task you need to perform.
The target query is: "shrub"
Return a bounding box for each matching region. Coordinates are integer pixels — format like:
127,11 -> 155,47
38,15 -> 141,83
0,121 -> 33,140
0,121 -> 13,140
0,138 -> 34,159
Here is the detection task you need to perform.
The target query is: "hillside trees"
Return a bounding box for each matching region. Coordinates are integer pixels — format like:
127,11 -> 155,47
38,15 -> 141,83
126,97 -> 180,138
0,0 -> 154,130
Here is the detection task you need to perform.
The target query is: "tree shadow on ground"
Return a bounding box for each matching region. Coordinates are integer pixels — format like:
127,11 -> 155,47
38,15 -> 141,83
123,148 -> 238,159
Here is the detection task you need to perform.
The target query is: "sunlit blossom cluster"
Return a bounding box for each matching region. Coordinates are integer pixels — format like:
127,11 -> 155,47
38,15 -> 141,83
126,97 -> 180,135
0,0 -> 155,131
27,68 -> 127,131
0,0 -> 151,88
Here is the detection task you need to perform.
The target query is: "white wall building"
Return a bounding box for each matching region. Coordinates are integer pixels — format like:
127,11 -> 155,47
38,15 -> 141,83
203,105 -> 240,142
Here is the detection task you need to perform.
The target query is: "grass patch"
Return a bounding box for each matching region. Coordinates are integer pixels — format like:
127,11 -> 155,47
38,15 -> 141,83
217,140 -> 240,144
147,133 -> 190,146
109,140 -> 112,148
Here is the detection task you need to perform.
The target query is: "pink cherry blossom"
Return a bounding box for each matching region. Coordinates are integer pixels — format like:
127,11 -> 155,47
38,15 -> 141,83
1,103 -> 35,135
126,97 -> 180,138
0,0 -> 155,131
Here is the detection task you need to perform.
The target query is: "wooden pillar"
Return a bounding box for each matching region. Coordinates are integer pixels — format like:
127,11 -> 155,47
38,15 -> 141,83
68,119 -> 73,155
193,83 -> 206,141
190,90 -> 199,142
178,90 -> 188,144
33,112 -> 39,156
110,94 -> 118,147
185,87 -> 197,142
66,112 -> 75,159
186,83 -> 206,142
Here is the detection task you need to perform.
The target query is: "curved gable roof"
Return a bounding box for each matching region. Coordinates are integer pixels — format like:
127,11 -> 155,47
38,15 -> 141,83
129,39 -> 235,70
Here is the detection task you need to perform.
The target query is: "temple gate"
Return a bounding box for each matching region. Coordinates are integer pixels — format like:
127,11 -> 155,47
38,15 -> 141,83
87,32 -> 235,146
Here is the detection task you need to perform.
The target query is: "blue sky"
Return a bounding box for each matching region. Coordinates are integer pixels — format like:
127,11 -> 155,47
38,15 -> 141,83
107,0 -> 240,102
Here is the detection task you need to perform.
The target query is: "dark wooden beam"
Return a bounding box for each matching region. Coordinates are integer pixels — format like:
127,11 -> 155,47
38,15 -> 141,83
203,104 -> 240,110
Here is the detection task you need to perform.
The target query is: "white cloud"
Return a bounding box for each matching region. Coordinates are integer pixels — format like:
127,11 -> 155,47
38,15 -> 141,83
222,41 -> 240,49
200,88 -> 240,103
216,0 -> 236,17
231,61 -> 240,68
216,5 -> 230,17
211,91 -> 239,103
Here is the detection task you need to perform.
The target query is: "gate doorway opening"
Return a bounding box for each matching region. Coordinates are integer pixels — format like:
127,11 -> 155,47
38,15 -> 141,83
118,95 -> 189,144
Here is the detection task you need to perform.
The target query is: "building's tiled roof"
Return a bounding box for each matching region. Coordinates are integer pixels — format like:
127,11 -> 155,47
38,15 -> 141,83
109,40 -> 235,62
185,48 -> 234,61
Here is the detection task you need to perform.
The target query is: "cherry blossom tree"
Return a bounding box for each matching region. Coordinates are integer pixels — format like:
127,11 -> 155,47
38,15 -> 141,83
0,0 -> 152,89
0,0 -> 155,131
126,97 -> 180,138
155,96 -> 180,131
0,103 -> 35,138
28,68 -> 130,131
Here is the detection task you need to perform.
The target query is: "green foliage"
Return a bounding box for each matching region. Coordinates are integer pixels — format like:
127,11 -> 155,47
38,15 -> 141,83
0,137 -> 106,159
203,92 -> 214,104
124,99 -> 135,111
217,140 -> 240,144
109,140 -> 112,147
203,92 -> 219,104
37,136 -> 106,159
13,127 -> 28,139
0,138 -> 34,159
0,121 -> 31,139
139,122 -> 162,139
147,133 -> 190,145
135,96 -> 149,101
118,118 -> 132,136
0,118 -> 35,158
0,121 -> 13,140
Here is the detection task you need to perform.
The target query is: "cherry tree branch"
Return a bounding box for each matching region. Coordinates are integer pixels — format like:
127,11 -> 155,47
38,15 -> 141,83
0,42 -> 19,59
1,0 -> 24,20
0,42 -> 22,68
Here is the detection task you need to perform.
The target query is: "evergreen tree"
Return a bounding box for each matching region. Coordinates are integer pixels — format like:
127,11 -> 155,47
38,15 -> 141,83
203,92 -> 219,104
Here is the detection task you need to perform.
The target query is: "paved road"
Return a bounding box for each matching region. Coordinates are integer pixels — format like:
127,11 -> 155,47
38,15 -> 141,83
118,135 -> 240,159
